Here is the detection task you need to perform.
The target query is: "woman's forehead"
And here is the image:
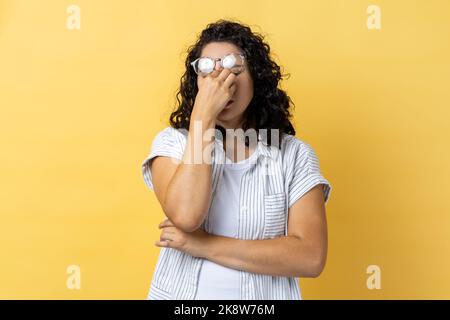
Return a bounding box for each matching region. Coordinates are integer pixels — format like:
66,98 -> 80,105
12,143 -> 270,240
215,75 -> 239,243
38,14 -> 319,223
200,42 -> 242,57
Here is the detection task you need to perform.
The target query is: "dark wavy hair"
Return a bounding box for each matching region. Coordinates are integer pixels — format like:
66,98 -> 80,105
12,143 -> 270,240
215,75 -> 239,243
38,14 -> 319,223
169,19 -> 296,147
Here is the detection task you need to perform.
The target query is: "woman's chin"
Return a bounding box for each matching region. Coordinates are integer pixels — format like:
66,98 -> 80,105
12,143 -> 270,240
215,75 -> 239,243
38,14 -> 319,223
218,108 -> 231,117
217,109 -> 235,121
217,111 -> 246,129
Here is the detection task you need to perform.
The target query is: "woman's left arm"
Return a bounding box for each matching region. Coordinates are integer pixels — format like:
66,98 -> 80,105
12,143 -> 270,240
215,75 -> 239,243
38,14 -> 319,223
155,184 -> 328,278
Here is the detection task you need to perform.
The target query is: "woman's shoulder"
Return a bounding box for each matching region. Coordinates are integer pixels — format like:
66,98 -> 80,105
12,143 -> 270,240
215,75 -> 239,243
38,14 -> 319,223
157,126 -> 189,139
279,133 -> 323,172
148,126 -> 189,155
153,126 -> 189,146
281,133 -> 315,156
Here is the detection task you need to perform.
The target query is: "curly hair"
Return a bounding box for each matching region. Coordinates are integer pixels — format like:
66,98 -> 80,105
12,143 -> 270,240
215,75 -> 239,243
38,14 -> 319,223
169,19 -> 296,148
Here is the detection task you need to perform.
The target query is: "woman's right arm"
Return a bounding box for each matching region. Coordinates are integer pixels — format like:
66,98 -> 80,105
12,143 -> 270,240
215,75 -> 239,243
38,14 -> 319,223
150,68 -> 236,232
151,114 -> 216,232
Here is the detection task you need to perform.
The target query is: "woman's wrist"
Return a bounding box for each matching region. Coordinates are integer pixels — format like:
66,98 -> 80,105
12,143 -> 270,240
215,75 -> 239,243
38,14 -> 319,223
188,230 -> 215,259
191,110 -> 216,127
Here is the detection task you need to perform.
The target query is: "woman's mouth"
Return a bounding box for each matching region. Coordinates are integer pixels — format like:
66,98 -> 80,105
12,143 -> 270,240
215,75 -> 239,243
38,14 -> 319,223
224,100 -> 234,109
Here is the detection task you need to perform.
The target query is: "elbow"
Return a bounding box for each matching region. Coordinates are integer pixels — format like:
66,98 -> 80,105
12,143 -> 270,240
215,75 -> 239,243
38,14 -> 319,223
162,190 -> 209,233
308,263 -> 325,278
297,251 -> 327,278
162,200 -> 202,233
308,253 -> 327,278
169,208 -> 203,233
173,218 -> 201,233
291,236 -> 327,278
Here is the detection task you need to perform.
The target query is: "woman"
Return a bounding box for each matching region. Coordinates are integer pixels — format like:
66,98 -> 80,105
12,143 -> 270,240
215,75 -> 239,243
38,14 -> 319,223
141,19 -> 332,300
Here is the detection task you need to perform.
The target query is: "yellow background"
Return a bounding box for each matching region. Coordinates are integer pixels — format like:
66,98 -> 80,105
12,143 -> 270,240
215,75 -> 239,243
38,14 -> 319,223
1,0 -> 449,299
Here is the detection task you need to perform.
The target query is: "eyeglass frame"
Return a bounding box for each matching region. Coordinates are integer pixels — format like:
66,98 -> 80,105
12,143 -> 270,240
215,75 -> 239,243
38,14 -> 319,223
190,52 -> 246,76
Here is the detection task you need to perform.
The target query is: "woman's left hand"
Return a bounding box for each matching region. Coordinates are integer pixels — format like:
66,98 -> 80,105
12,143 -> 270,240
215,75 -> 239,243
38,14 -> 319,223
154,218 -> 212,258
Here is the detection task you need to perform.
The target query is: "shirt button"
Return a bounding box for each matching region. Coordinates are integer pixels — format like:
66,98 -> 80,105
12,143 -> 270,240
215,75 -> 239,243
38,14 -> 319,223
241,206 -> 248,212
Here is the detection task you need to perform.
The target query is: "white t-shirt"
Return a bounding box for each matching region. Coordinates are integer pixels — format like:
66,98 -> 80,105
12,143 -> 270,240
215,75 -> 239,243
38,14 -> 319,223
194,146 -> 259,300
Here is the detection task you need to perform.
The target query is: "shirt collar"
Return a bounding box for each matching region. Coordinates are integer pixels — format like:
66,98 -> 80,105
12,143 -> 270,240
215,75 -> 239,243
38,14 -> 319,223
213,130 -> 279,161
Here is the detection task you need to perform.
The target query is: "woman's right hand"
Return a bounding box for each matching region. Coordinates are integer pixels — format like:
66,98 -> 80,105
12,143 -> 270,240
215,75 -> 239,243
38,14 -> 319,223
192,68 -> 237,121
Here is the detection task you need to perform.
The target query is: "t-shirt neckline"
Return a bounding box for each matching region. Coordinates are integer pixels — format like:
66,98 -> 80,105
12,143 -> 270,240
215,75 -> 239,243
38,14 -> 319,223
224,147 -> 259,171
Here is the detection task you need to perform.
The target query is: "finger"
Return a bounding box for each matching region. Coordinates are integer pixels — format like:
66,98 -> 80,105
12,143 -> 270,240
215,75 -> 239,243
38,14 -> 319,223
224,84 -> 236,101
223,72 -> 236,89
158,220 -> 165,228
208,69 -> 221,79
159,225 -> 177,234
154,240 -> 170,247
158,218 -> 174,228
160,232 -> 175,242
217,68 -> 232,82
227,82 -> 237,96
160,228 -> 177,236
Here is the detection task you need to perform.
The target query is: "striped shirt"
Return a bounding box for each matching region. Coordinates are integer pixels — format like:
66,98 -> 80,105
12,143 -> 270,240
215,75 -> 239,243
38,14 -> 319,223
141,126 -> 332,300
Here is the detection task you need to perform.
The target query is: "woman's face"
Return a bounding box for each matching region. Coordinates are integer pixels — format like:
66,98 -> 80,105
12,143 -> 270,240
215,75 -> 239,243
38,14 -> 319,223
197,42 -> 254,129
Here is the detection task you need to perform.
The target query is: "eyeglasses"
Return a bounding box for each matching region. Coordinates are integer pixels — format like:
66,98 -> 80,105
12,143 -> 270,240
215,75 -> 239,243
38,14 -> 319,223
190,53 -> 246,76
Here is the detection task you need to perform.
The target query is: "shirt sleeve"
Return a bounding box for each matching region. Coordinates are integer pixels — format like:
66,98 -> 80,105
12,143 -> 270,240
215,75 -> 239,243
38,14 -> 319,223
141,126 -> 187,191
287,139 -> 332,208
